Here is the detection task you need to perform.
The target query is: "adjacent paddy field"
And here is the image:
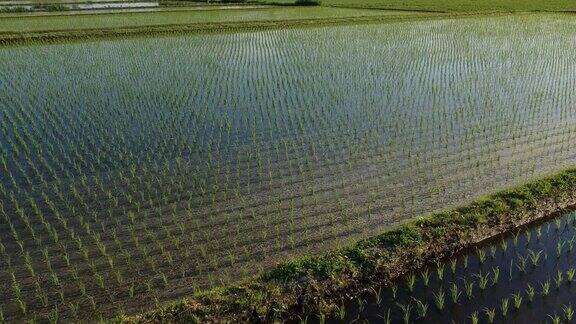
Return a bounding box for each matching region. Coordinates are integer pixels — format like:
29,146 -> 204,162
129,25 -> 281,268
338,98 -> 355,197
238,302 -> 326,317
0,13 -> 575,322
0,7 -> 413,33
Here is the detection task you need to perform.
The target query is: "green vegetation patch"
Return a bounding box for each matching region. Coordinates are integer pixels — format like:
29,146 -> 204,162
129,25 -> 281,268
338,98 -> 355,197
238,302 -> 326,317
0,7 -> 414,33
318,0 -> 576,13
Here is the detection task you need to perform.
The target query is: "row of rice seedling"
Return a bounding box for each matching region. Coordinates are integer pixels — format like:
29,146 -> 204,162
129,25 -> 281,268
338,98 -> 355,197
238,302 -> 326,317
329,211 -> 576,323
0,14 -> 575,321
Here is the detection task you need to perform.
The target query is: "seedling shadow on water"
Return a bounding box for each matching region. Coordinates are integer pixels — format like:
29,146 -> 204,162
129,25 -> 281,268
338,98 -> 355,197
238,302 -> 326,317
307,210 -> 576,323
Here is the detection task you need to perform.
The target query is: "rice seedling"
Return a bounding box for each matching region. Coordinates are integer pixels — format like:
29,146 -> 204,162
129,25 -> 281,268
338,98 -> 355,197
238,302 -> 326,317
376,309 -> 391,324
412,298 -> 428,319
549,313 -> 561,324
567,268 -> 576,283
477,249 -> 486,265
369,287 -> 382,306
555,270 -> 564,289
357,298 -> 366,313
500,239 -> 508,253
475,271 -> 490,291
492,266 -> 500,285
421,269 -> 431,287
433,288 -> 445,312
490,246 -> 497,259
450,283 -> 462,304
516,254 -> 528,273
541,279 -> 551,297
470,311 -> 479,324
436,262 -> 445,281
450,259 -> 457,274
501,298 -> 509,317
406,273 -> 416,293
564,304 -> 574,321
396,302 -> 412,324
527,249 -> 543,267
390,284 -> 398,300
557,241 -> 565,258
484,308 -> 496,323
513,231 -> 520,247
462,278 -> 474,299
526,283 -> 535,303
511,293 -> 522,310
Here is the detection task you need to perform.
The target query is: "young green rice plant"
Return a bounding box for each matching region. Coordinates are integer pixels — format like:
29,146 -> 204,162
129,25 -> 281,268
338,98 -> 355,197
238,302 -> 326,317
513,231 -> 520,247
564,304 -> 574,321
396,302 -> 412,324
390,283 -> 398,300
450,259 -> 457,274
511,293 -> 523,310
436,262 -> 445,281
516,254 -> 528,273
525,231 -> 532,244
317,312 -> 325,324
463,255 -> 469,270
412,298 -> 428,319
357,297 -> 366,313
527,249 -> 543,267
475,271 -> 490,291
501,298 -> 509,317
421,269 -> 431,287
536,227 -> 542,241
462,278 -> 474,299
490,246 -> 497,259
377,309 -> 391,324
555,219 -> 562,232
484,308 -> 496,323
567,268 -> 576,283
555,270 -> 564,289
406,273 -> 416,293
557,241 -> 566,258
369,286 -> 382,306
541,279 -> 551,297
433,288 -> 445,312
477,249 -> 486,265
450,283 -> 462,304
492,266 -> 500,286
526,283 -> 535,303
549,313 -> 561,324
500,239 -> 508,253
470,311 -> 479,324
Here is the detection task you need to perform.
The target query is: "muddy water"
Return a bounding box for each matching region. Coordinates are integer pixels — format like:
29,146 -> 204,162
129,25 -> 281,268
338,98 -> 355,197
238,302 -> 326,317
320,210 -> 576,323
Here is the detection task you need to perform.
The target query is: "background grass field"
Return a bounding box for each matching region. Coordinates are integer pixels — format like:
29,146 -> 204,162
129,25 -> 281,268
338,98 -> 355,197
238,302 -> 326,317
318,0 -> 576,12
0,7 -> 416,33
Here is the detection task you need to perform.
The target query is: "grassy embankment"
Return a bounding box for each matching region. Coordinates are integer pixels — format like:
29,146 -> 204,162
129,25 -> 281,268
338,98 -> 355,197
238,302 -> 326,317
303,0 -> 576,12
1,0 -> 574,43
121,167 -> 576,322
